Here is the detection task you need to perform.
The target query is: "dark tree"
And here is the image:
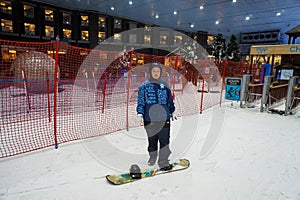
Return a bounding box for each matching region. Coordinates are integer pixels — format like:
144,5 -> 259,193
226,35 -> 240,61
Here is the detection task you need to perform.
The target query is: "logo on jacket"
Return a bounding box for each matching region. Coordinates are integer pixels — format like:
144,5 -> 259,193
160,83 -> 165,89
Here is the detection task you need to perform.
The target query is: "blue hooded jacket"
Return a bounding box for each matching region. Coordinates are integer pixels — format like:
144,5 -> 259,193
136,79 -> 175,122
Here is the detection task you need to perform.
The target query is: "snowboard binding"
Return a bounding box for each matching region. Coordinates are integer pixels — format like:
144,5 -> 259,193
129,164 -> 142,179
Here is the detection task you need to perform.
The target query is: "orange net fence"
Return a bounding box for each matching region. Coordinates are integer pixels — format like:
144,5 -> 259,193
0,39 -> 252,158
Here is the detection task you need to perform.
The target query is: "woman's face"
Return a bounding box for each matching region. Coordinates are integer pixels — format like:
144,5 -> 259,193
151,67 -> 161,80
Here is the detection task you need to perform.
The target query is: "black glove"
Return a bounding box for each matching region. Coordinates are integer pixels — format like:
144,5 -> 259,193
171,113 -> 177,121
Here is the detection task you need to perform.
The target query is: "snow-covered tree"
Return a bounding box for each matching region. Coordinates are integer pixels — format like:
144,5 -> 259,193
212,34 -> 226,60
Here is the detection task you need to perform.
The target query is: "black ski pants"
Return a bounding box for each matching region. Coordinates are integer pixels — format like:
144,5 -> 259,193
144,120 -> 171,162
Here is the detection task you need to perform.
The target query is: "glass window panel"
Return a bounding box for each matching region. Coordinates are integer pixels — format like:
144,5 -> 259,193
160,36 -> 167,45
114,18 -> 121,29
98,31 -> 105,42
1,19 -> 13,32
24,23 -> 35,35
174,35 -> 183,45
0,1 -> 12,14
144,35 -> 151,45
81,30 -> 89,41
81,15 -> 88,26
63,29 -> 71,39
129,33 -> 137,43
207,35 -> 214,45
63,12 -> 71,24
24,4 -> 34,18
113,33 -> 121,43
129,22 -> 137,29
98,17 -> 105,28
45,26 -> 54,37
45,9 -> 53,21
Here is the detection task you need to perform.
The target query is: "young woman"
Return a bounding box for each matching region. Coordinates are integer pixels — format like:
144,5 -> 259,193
136,63 -> 175,170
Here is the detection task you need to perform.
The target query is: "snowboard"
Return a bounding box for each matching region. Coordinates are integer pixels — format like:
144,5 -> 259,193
106,158 -> 190,185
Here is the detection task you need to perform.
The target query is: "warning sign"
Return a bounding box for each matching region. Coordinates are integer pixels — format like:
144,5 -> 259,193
225,78 -> 242,101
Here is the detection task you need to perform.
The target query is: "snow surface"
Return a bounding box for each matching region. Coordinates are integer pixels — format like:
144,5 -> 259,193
0,103 -> 300,200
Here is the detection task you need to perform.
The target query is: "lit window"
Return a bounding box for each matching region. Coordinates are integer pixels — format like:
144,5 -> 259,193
144,35 -> 151,44
45,9 -> 53,21
113,33 -> 121,43
98,17 -> 105,28
24,4 -> 34,18
81,30 -> 89,41
45,26 -> 54,37
63,29 -> 71,39
160,36 -> 167,45
160,31 -> 169,45
174,35 -> 183,45
114,18 -> 122,29
98,31 -> 105,42
24,23 -> 35,35
207,35 -> 214,45
1,19 -> 13,32
63,12 -> 71,24
81,15 -> 88,26
0,1 -> 12,14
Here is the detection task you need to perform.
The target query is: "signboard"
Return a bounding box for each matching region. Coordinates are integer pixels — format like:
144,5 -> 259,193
250,44 -> 300,55
225,78 -> 242,101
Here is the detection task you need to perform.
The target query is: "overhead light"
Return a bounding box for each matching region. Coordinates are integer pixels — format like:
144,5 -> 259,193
129,1 -> 133,5
276,12 -> 281,16
173,10 -> 177,15
155,14 -> 159,19
110,6 -> 115,10
200,5 -> 204,9
245,16 -> 250,20
215,20 -> 219,25
232,0 -> 237,2
190,24 -> 194,28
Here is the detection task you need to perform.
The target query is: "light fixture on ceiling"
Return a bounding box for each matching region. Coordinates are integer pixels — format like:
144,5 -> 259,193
215,20 -> 219,25
129,1 -> 133,5
155,14 -> 159,19
200,5 -> 204,9
232,0 -> 237,2
173,10 -> 177,15
190,24 -> 194,28
110,6 -> 115,11
245,16 -> 250,20
276,12 -> 281,16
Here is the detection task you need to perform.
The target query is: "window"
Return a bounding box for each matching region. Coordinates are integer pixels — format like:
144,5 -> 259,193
81,15 -> 88,26
1,19 -> 13,32
113,33 -> 121,43
144,35 -> 151,45
129,33 -> 137,43
0,1 -> 12,14
24,23 -> 35,35
129,22 -> 137,30
174,35 -> 183,45
144,25 -> 152,45
63,12 -> 71,24
45,9 -> 53,21
207,35 -> 214,45
81,30 -> 88,41
160,31 -> 169,45
45,26 -> 54,37
98,17 -> 105,28
24,4 -> 34,18
63,29 -> 71,39
114,18 -> 121,29
98,31 -> 105,42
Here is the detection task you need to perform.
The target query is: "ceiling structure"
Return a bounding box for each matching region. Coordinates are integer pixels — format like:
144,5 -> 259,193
39,0 -> 300,39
